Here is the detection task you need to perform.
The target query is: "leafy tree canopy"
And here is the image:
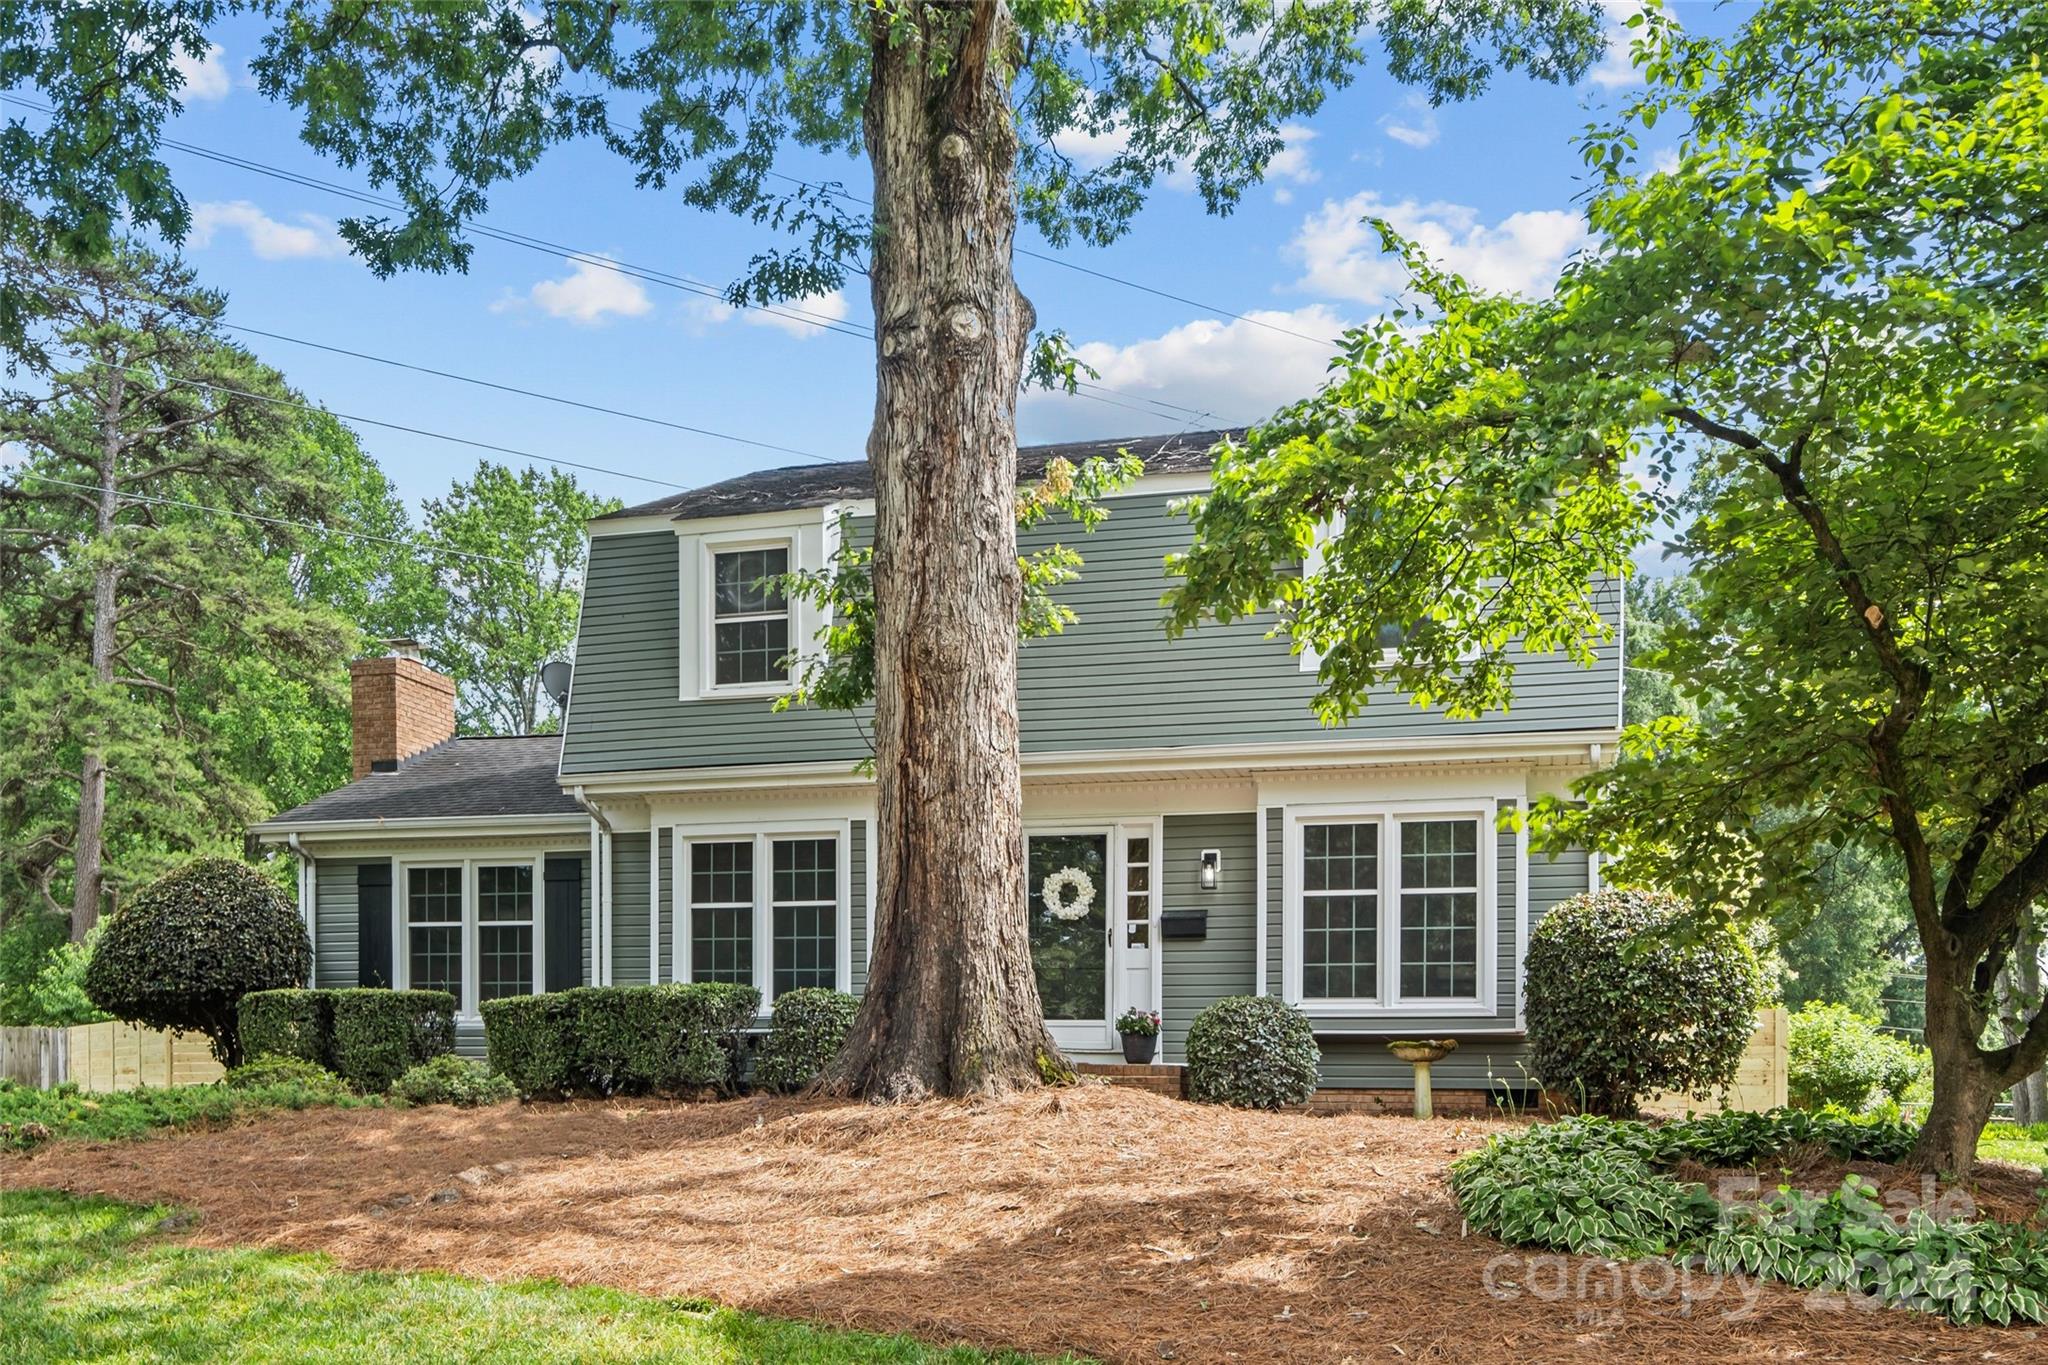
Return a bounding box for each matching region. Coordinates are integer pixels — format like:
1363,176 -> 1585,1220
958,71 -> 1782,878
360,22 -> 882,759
417,461 -> 619,736
1,0 -> 1606,345
1168,0 -> 2048,1168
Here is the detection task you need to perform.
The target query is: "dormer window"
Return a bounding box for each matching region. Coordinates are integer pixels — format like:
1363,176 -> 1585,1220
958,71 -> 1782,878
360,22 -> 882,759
710,544 -> 791,689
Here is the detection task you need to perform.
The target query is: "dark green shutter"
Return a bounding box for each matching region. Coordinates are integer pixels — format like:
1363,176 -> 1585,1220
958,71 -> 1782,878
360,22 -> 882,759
544,855 -> 584,991
357,860 -> 393,988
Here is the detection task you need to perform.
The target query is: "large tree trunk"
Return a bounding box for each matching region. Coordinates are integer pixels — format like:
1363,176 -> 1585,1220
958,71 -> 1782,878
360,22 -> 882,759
819,0 -> 1062,1100
1910,971 -> 2006,1173
70,366 -> 124,942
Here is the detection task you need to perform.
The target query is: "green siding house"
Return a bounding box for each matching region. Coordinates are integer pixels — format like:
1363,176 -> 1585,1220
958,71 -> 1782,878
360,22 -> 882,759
253,428 -> 1616,1103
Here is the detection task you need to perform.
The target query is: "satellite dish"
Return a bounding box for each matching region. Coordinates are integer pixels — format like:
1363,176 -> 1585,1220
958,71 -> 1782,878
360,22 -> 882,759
540,660 -> 573,715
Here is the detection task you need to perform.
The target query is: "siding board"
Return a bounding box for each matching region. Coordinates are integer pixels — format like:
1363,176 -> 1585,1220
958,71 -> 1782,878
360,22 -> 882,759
1160,813 -> 1257,1064
561,499 -> 1623,776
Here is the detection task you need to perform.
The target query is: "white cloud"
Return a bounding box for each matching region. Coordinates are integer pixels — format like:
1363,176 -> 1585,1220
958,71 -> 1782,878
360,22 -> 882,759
1290,192 -> 1589,303
1266,123 -> 1320,200
1379,95 -> 1440,149
679,288 -> 850,340
1018,305 -> 1353,444
500,256 -> 653,325
172,42 -> 232,101
188,201 -> 347,260
744,289 -> 848,340
1,441 -> 28,470
1590,0 -> 1650,89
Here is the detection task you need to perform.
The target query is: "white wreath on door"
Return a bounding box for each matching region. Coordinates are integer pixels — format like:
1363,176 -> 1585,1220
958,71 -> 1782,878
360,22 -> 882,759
1040,867 -> 1097,922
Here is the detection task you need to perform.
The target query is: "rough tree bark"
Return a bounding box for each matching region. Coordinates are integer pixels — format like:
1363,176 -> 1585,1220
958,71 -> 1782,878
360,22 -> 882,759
819,0 -> 1063,1099
71,357 -> 124,942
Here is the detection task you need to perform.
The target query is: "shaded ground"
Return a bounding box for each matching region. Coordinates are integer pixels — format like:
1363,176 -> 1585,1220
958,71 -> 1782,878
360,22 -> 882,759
4,1085 -> 2042,1363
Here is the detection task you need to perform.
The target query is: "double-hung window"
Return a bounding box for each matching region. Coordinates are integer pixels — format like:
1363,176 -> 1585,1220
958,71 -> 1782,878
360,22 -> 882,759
402,857 -> 546,1014
477,864 -> 536,1003
710,545 -> 790,688
407,867 -> 463,999
1292,810 -> 1490,1011
1397,820 -> 1480,999
684,832 -> 841,1003
688,841 -> 754,984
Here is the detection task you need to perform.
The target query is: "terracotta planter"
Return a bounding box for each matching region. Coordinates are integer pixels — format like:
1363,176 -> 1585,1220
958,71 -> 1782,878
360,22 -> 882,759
1120,1032 -> 1157,1064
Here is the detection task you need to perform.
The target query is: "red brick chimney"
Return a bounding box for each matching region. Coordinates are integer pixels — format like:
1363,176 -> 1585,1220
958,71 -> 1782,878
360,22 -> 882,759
348,639 -> 456,780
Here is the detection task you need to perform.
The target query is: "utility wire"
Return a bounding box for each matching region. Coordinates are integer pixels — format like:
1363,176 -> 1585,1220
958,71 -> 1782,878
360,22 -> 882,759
216,321 -> 835,464
4,100 -> 1230,427
46,348 -> 691,491
765,171 -> 1344,350
162,134 -> 1223,424
9,472 -> 529,567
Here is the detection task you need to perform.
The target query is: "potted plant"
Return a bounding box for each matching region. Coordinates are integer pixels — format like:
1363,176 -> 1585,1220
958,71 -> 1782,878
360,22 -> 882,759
1115,1008 -> 1161,1064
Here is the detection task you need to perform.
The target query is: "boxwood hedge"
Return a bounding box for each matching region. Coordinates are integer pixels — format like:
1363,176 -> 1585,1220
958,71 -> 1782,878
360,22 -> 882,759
329,989 -> 456,1093
753,988 -> 857,1092
237,988 -> 332,1067
482,983 -> 760,1098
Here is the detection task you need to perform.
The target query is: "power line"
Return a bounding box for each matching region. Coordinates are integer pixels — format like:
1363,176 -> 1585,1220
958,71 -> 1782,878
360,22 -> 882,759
4,99 -> 1231,427
48,348 -> 691,491
9,472 -> 528,567
765,171 -> 1343,350
217,321 -> 834,464
163,132 -> 1224,424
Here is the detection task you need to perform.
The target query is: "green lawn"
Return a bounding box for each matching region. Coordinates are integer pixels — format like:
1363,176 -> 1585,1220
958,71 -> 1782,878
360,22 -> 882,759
0,1190 -> 1070,1364
1981,1122 -> 2048,1172
0,1077 -> 377,1152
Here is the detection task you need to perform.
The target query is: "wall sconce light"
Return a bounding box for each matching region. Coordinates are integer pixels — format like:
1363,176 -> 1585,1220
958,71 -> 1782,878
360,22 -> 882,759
1199,849 -> 1221,891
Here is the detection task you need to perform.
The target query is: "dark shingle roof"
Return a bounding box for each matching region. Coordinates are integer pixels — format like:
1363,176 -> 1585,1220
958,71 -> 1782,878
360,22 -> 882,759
259,735 -> 578,827
600,427 -> 1243,523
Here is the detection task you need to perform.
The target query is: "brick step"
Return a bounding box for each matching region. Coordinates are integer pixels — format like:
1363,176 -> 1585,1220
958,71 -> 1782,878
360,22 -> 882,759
1076,1062 -> 1186,1097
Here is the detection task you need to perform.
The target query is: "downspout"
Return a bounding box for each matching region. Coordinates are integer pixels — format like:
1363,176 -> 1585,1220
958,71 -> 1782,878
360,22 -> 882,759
572,787 -> 612,986
286,833 -> 315,987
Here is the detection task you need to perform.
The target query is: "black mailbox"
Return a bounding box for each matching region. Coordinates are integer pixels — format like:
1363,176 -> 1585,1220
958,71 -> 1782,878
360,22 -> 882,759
1159,910 -> 1207,940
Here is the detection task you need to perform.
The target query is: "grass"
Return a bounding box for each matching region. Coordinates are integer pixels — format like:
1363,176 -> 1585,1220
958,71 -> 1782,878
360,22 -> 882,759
0,1190 -> 1071,1363
1981,1121 -> 2048,1172
0,1077 -> 375,1151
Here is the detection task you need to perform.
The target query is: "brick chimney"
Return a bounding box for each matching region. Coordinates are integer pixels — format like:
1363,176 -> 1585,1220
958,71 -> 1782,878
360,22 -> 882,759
348,639 -> 456,780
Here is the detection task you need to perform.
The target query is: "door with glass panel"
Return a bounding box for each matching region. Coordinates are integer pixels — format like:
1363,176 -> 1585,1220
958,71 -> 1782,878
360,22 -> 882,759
1026,831 -> 1112,1052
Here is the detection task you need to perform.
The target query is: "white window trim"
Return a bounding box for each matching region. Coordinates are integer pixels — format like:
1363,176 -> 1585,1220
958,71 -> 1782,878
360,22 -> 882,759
697,533 -> 797,699
672,821 -> 852,1007
1281,799 -> 1499,1019
393,852 -> 548,1020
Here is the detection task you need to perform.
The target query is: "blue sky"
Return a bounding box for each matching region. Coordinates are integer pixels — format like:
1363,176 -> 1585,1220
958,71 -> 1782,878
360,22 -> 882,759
68,2 -> 1731,517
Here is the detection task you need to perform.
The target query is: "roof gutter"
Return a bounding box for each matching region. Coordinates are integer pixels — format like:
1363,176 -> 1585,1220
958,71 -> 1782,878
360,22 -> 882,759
286,832 -> 315,986
571,786 -> 614,986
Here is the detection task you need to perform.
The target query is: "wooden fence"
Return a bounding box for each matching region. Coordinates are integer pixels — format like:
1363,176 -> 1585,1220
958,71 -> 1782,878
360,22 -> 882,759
0,1021 -> 223,1091
1642,1006 -> 1790,1116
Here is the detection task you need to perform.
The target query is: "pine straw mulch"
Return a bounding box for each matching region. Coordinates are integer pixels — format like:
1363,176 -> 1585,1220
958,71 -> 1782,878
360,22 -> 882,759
4,1083 -> 2044,1363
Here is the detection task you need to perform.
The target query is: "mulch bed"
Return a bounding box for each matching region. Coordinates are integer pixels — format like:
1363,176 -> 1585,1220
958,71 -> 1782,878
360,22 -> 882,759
4,1084 -> 2043,1363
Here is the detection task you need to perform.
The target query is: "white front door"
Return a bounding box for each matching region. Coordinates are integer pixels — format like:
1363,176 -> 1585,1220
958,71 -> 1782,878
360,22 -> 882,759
1028,829 -> 1115,1053
1028,824 -> 1161,1056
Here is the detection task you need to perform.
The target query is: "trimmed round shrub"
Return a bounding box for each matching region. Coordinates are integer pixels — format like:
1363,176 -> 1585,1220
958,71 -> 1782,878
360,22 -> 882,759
1184,995 -> 1321,1109
238,988 -> 332,1067
1788,1002 -> 1928,1112
754,988 -> 857,1092
225,1053 -> 353,1101
391,1054 -> 516,1108
329,988 -> 456,1092
1525,888 -> 1764,1118
83,857 -> 312,1067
